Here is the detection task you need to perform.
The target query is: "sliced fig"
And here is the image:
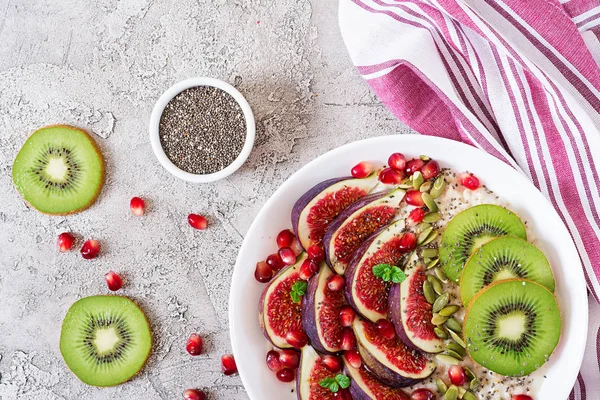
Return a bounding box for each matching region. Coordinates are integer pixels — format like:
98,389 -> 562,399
353,317 -> 436,388
259,253 -> 308,348
388,254 -> 443,353
343,354 -> 410,400
345,220 -> 407,322
325,189 -> 405,275
292,174 -> 379,250
302,263 -> 347,354
296,345 -> 337,400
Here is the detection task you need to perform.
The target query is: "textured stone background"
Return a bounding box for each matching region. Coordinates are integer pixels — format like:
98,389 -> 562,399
0,1 -> 410,399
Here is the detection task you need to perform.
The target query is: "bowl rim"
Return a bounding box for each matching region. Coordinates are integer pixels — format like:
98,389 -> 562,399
149,77 -> 255,183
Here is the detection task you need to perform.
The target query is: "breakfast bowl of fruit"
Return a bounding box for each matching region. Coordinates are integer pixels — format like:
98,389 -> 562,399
229,135 -> 587,400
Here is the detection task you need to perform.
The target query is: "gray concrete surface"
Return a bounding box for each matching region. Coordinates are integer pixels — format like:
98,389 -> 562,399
0,1 -> 412,398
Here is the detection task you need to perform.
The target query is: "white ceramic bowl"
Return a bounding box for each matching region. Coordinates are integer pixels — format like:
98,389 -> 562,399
149,77 -> 255,183
229,135 -> 588,400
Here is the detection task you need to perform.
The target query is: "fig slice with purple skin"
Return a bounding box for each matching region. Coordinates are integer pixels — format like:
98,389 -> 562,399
343,353 -> 410,400
296,345 -> 337,400
302,263 -> 347,354
292,174 -> 379,251
324,189 -> 405,275
345,220 -> 407,322
389,253 -> 444,353
353,317 -> 436,388
259,252 -> 308,348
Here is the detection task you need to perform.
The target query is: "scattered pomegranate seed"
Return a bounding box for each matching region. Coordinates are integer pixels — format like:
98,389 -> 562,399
279,247 -> 297,266
388,153 -> 406,171
105,271 -> 123,291
339,305 -> 356,327
411,388 -> 434,400
405,190 -> 425,206
290,238 -> 304,256
376,318 -> 396,339
221,354 -> 238,376
130,196 -> 145,216
276,229 -> 295,248
340,327 -> 356,351
255,261 -> 273,283
458,172 -> 481,190
188,214 -> 207,230
266,350 -> 282,372
321,355 -> 343,373
185,333 -> 203,356
407,208 -> 426,225
279,350 -> 300,369
333,389 -> 352,400
327,275 -> 345,291
276,368 -> 295,383
307,245 -> 325,263
399,232 -> 417,252
286,330 -> 308,349
512,395 -> 534,400
57,232 -> 75,252
351,161 -> 373,178
448,365 -> 466,386
299,259 -> 317,280
344,348 -> 362,368
405,158 -> 425,175
80,239 -> 100,259
266,253 -> 285,272
420,161 -> 440,180
379,167 -> 404,185
183,389 -> 206,400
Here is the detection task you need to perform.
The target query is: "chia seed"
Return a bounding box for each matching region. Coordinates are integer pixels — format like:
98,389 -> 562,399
159,86 -> 247,175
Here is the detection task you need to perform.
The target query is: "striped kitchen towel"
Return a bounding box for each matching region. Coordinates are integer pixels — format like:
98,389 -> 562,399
339,0 -> 600,398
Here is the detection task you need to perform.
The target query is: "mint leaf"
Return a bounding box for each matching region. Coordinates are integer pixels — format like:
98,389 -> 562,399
290,291 -> 301,303
335,374 -> 351,389
390,268 -> 407,283
290,280 -> 308,303
373,263 -> 407,283
319,377 -> 339,392
372,263 -> 392,278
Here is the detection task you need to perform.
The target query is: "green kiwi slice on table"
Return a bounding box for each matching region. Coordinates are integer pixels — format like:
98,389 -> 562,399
12,125 -> 104,215
439,204 -> 527,282
60,296 -> 152,387
460,237 -> 555,306
464,279 -> 561,376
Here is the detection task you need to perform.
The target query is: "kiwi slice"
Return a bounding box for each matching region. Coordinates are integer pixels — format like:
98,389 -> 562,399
12,125 -> 104,215
60,296 -> 152,387
460,237 -> 555,306
464,279 -> 561,376
439,204 -> 526,282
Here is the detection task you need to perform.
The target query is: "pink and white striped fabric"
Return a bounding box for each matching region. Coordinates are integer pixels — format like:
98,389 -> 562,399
339,0 -> 600,397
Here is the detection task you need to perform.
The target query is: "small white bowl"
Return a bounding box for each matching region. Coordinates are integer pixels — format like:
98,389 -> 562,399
149,77 -> 255,183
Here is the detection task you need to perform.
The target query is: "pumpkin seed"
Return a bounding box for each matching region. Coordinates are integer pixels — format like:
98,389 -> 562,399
430,176 -> 446,199
464,367 -> 476,381
423,212 -> 441,223
448,329 -> 467,348
423,281 -> 436,304
447,349 -> 463,360
434,327 -> 448,339
436,354 -> 460,366
444,386 -> 459,400
447,342 -> 466,357
398,183 -> 413,190
417,227 -> 434,245
413,171 -> 424,190
431,313 -> 448,326
421,230 -> 439,245
457,387 -> 466,399
422,192 -> 438,212
420,181 -> 432,192
433,293 -> 450,313
445,317 -> 462,333
423,257 -> 432,265
420,154 -> 430,161
427,258 -> 440,269
436,378 -> 448,394
422,248 -> 439,258
418,222 -> 431,233
439,305 -> 461,317
469,378 -> 480,392
463,391 -> 478,400
435,266 -> 448,282
427,274 -> 444,294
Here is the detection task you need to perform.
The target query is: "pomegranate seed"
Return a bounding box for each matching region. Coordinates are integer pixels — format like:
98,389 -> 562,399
421,161 -> 440,180
279,350 -> 300,369
340,327 -> 356,351
388,153 -> 406,171
266,253 -> 285,272
80,239 -> 100,259
376,318 -> 396,339
458,172 -> 481,190
105,271 -> 123,291
333,389 -> 352,400
405,190 -> 425,206
299,259 -> 317,280
130,196 -> 145,216
290,238 -> 304,256
285,330 -> 308,349
266,350 -> 282,372
188,214 -> 207,230
512,395 -> 534,400
185,333 -> 203,356
57,232 -> 75,252
276,368 -> 295,383
448,365 -> 466,386
276,229 -> 295,248
411,388 -> 434,400
379,167 -> 404,185
327,275 -> 345,291
399,232 -> 417,252
279,247 -> 297,265
407,208 -> 426,225
307,245 -> 325,263
183,389 -> 206,400
405,158 -> 425,175
351,161 -> 373,178
344,348 -> 362,368
321,355 -> 343,373
339,305 -> 356,327
221,354 -> 238,375
255,261 -> 273,283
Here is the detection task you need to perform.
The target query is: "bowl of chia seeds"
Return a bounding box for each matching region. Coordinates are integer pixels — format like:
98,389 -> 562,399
149,77 -> 255,183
